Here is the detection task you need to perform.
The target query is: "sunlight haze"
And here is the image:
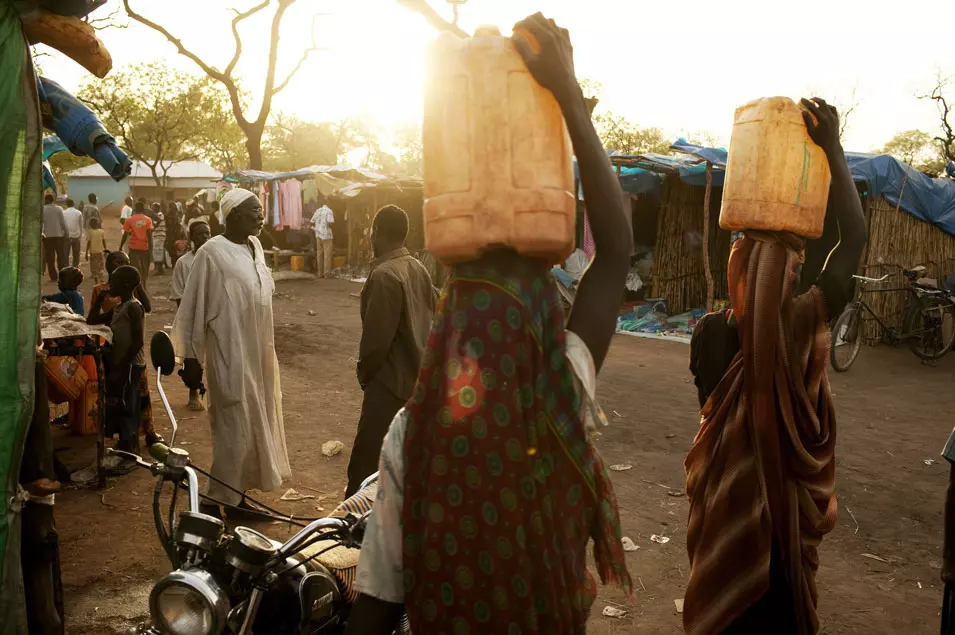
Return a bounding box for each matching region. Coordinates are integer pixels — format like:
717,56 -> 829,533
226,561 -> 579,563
37,0 -> 955,153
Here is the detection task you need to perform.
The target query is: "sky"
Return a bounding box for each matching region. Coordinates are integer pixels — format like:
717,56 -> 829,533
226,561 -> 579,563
38,0 -> 955,153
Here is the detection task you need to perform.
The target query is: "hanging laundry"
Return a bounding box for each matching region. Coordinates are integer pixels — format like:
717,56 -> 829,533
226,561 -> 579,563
270,181 -> 281,229
279,179 -> 303,230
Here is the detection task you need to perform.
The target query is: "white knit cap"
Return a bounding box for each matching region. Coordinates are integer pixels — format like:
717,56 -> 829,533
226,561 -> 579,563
219,188 -> 257,220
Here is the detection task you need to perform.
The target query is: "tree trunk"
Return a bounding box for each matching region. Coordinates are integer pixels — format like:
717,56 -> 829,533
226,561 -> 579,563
246,125 -> 265,170
702,161 -> 715,313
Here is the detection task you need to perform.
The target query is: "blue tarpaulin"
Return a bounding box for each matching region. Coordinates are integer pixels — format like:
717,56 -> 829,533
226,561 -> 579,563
592,140 -> 955,237
845,153 -> 955,236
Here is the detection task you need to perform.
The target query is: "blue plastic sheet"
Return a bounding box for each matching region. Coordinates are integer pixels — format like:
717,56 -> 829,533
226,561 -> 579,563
845,153 -> 955,236
580,140 -> 955,237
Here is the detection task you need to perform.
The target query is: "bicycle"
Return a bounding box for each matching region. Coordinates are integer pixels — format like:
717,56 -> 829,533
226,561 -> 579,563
830,266 -> 955,372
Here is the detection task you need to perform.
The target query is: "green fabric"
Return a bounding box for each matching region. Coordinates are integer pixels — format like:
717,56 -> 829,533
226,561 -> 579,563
0,4 -> 43,634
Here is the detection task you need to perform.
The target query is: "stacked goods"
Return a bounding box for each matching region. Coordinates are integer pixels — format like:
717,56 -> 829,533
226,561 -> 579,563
423,26 -> 575,265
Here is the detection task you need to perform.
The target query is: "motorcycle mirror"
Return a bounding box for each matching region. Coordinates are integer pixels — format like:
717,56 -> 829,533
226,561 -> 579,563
150,331 -> 176,376
150,331 -> 179,447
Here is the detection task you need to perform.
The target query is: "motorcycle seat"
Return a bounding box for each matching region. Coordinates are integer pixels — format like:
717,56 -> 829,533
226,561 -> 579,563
298,482 -> 378,602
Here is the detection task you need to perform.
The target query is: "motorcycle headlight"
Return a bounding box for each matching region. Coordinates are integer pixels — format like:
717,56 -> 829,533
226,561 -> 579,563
149,569 -> 229,635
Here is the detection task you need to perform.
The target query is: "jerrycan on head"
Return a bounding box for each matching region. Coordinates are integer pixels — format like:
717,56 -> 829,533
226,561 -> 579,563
720,96 -> 831,238
423,25 -> 576,266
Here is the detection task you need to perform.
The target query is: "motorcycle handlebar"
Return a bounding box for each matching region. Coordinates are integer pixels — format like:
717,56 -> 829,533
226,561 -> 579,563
277,517 -> 348,559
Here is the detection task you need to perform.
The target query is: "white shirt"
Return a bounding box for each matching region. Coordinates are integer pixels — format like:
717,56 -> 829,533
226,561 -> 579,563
120,204 -> 133,221
310,205 -> 334,241
170,250 -> 196,301
63,207 -> 84,239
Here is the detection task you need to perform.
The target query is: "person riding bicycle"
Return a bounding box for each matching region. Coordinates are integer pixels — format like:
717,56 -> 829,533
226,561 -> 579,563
685,98 -> 866,635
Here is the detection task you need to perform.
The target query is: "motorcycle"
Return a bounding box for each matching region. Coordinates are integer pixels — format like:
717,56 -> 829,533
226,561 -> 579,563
109,331 -> 408,635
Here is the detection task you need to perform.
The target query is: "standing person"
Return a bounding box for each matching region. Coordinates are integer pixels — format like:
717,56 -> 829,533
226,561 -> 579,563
173,189 -> 291,519
62,198 -> 83,267
343,205 -> 436,498
120,200 -> 154,287
346,15 -> 634,635
149,202 -> 167,275
82,193 -> 101,230
170,219 -> 211,411
42,266 -> 84,315
309,199 -> 335,278
41,193 -> 67,282
119,195 -> 134,226
684,99 -> 866,635
104,265 -> 146,458
207,200 -> 224,236
166,201 -> 186,265
86,217 -> 108,284
88,252 -> 161,450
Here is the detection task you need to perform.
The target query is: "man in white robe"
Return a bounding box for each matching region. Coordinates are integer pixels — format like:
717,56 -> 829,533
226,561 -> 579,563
172,189 -> 290,514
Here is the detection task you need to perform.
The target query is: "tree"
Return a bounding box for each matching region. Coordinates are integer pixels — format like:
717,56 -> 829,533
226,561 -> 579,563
397,0 -> 466,37
881,129 -> 946,176
593,111 -> 670,155
48,152 -> 94,194
79,62 -> 212,199
123,0 -> 322,170
263,115 -> 351,171
919,73 -> 955,171
393,123 -> 423,176
193,86 -> 248,174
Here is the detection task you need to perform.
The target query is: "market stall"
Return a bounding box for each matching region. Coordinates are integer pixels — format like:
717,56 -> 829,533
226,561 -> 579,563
39,302 -> 112,488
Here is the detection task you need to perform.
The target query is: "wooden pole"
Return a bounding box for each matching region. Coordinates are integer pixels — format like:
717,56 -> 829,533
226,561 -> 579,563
702,161 -> 715,312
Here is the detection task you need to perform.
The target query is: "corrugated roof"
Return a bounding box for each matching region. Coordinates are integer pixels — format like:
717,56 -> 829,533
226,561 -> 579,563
69,160 -> 222,180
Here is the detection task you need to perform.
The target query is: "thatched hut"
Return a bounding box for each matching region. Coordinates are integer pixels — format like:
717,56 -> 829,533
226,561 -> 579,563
854,195 -> 955,339
334,179 -> 424,266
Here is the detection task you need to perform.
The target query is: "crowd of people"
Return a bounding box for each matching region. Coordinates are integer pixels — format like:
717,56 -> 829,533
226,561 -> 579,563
32,13 -> 870,635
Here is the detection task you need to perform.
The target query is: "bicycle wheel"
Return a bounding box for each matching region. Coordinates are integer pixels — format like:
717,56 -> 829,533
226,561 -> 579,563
830,306 -> 863,372
906,297 -> 955,360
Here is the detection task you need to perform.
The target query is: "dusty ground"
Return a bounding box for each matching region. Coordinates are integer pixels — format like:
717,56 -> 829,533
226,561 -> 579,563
42,217 -> 952,634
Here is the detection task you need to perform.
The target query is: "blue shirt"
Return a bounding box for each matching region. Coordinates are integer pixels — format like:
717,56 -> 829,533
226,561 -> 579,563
44,289 -> 84,315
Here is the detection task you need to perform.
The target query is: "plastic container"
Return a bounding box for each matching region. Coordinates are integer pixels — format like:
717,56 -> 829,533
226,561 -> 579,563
69,355 -> 99,436
45,355 -> 88,403
290,255 -> 305,272
720,96 -> 831,238
423,25 -> 576,265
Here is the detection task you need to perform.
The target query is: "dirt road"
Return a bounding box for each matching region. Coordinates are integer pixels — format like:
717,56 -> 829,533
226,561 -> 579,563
45,231 -> 951,635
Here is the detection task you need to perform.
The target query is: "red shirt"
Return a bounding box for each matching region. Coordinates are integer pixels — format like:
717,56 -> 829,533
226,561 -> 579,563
123,213 -> 154,251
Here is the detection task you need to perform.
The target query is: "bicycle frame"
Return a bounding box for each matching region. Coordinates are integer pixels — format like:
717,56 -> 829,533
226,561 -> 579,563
849,280 -> 950,343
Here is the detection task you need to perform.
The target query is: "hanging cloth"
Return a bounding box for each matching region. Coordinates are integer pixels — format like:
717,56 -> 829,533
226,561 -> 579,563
279,179 -> 303,230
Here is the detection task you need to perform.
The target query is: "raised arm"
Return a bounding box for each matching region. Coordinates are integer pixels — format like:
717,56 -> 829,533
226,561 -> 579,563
801,98 -> 867,293
514,14 -> 632,372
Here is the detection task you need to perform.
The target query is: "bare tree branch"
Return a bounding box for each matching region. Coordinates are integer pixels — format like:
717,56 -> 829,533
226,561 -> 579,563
397,0 -> 467,37
123,0 -> 228,84
919,72 -> 955,165
838,84 -> 859,140
87,6 -> 128,30
225,1 -> 271,77
123,0 -> 320,169
273,13 -> 325,94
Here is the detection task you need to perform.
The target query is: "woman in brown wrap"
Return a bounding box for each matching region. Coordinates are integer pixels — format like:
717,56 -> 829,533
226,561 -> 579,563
685,98 -> 867,635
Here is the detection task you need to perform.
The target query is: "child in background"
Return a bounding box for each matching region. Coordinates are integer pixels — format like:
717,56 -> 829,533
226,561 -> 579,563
88,251 -> 162,449
42,266 -> 84,314
104,265 -> 145,459
86,217 -> 108,284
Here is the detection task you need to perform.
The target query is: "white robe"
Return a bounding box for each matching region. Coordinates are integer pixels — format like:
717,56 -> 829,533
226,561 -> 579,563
169,250 -> 196,301
172,235 -> 290,505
